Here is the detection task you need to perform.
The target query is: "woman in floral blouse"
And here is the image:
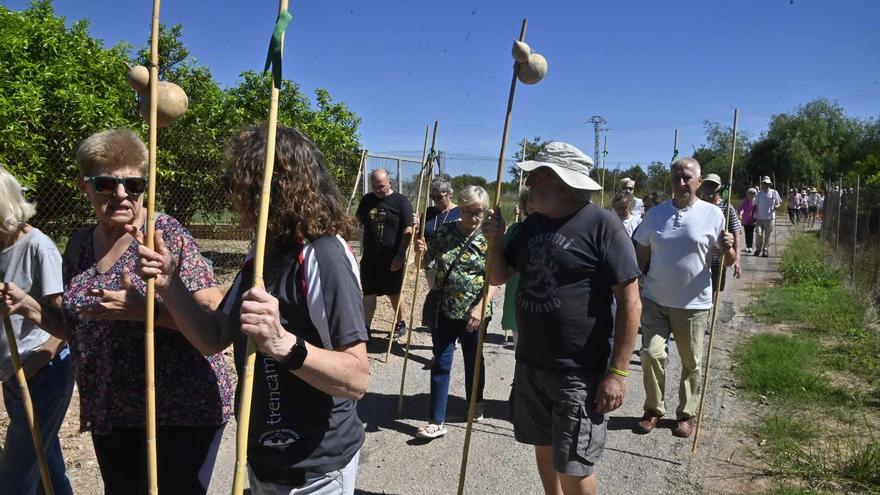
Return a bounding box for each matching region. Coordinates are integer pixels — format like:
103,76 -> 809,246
414,185 -> 499,439
7,129 -> 233,494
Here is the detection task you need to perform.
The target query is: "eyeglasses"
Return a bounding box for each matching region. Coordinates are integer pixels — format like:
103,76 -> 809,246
622,187 -> 634,191
84,176 -> 148,196
460,209 -> 485,218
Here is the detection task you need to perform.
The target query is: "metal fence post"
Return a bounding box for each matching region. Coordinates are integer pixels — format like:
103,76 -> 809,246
852,174 -> 860,283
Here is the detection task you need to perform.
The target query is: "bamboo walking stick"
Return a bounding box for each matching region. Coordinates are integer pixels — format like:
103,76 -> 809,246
397,122 -> 437,414
692,108 -> 738,453
232,2 -> 290,493
347,150 -> 368,212
600,133 -> 608,208
383,124 -> 434,363
144,1 -> 161,491
1,305 -> 53,495
773,172 -> 779,256
458,19 -> 547,494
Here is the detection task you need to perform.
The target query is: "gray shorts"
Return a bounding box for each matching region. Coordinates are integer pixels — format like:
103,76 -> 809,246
511,363 -> 606,477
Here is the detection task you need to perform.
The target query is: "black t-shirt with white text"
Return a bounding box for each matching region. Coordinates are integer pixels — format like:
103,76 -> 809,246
219,236 -> 367,479
504,203 -> 642,373
356,191 -> 413,259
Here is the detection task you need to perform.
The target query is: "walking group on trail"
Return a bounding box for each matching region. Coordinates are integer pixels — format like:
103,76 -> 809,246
1,128 -> 804,493
0,7 -> 819,495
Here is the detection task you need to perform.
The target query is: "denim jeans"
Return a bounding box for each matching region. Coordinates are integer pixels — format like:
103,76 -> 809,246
0,347 -> 74,495
429,316 -> 486,424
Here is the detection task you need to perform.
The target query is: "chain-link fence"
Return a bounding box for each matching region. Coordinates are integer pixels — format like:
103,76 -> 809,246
817,176 -> 880,307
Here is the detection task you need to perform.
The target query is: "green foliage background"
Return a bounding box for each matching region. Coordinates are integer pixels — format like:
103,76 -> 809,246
0,1 -> 362,234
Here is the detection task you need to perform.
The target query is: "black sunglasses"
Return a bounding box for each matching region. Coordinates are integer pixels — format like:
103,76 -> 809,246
84,176 -> 148,196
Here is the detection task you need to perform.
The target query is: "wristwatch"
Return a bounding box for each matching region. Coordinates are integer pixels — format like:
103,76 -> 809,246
280,336 -> 308,372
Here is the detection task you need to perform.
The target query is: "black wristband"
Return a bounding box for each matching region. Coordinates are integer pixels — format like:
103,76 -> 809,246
280,336 -> 307,372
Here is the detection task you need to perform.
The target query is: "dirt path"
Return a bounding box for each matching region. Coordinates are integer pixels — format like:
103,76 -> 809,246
0,221 -> 796,494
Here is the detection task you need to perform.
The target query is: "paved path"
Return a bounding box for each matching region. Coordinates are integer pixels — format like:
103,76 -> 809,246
206,220 -> 797,495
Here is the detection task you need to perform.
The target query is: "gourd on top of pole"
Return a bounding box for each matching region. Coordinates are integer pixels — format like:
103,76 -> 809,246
457,18 -> 548,495
232,2 -> 291,494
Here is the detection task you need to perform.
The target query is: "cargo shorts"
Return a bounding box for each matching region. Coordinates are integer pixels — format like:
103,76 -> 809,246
511,362 -> 606,477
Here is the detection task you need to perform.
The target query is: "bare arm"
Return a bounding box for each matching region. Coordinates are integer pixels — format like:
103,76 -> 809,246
1,285 -> 67,340
594,278 -> 641,414
483,209 -> 516,285
240,287 -> 369,400
131,227 -> 233,356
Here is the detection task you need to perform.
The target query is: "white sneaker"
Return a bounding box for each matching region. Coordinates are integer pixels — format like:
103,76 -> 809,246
416,423 -> 447,439
473,402 -> 486,423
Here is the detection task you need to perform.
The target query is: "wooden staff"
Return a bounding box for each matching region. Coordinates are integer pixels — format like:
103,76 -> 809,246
692,108 -> 738,453
515,139 -> 526,222
667,128 -> 679,196
383,124 -> 434,363
397,122 -> 437,414
144,0 -> 161,491
232,1 -> 289,493
1,305 -> 53,495
458,19 -> 537,495
347,150 -> 368,212
599,133 -> 608,207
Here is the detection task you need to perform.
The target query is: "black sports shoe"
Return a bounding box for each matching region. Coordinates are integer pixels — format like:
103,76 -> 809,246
394,320 -> 407,340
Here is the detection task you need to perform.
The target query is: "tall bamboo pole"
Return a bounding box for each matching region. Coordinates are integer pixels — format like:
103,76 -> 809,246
232,2 -> 289,494
458,19 -> 530,495
383,124 -> 435,363
347,150 -> 368,212
667,128 -> 678,196
397,123 -> 437,414
144,0 -> 161,491
515,139 -> 526,222
693,108 -> 738,453
1,309 -> 53,495
599,133 -> 608,207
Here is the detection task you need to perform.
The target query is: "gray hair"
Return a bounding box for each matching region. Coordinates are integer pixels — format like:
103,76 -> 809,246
76,128 -> 148,176
0,166 -> 37,236
671,157 -> 701,176
612,190 -> 634,209
458,185 -> 490,210
430,174 -> 454,195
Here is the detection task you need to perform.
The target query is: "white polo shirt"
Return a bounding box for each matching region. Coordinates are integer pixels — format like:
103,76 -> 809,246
633,199 -> 724,310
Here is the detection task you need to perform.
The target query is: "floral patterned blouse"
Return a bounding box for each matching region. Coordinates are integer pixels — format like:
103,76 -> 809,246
62,214 -> 234,434
426,222 -> 492,321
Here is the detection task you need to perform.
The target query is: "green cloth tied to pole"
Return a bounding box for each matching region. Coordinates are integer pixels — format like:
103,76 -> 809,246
264,9 -> 293,88
669,148 -> 679,166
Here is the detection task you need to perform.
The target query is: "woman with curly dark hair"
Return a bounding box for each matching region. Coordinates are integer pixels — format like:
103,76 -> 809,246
132,125 -> 369,494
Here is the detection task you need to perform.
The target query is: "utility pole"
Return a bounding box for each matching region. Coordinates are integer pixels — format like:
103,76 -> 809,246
586,115 -> 607,167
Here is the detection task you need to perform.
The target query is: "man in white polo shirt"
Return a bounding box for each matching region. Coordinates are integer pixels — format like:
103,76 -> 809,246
753,176 -> 782,257
632,157 -> 735,438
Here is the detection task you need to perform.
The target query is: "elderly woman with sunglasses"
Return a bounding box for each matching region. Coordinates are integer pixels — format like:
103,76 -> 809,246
414,185 -> 498,439
5,129 -> 234,494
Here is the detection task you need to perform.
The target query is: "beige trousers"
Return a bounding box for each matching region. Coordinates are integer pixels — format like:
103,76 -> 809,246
640,297 -> 710,419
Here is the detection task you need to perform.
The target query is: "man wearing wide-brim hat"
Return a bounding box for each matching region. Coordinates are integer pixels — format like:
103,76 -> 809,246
754,175 -> 782,256
483,142 -> 642,494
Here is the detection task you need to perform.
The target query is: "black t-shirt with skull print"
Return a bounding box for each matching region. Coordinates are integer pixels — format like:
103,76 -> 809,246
504,203 -> 642,373
356,191 -> 414,260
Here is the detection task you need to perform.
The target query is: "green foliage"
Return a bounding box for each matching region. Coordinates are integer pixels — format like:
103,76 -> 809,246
508,136 -> 550,180
0,0 -> 135,229
0,2 -> 362,232
778,234 -> 842,287
693,119 -> 753,193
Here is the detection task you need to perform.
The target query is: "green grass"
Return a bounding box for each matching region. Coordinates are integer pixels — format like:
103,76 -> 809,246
737,232 -> 880,493
747,285 -> 864,334
735,334 -> 846,406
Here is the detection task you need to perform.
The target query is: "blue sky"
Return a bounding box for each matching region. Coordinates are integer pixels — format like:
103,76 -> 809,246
8,0 -> 880,178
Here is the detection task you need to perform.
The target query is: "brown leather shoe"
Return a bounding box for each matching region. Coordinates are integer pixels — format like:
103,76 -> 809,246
672,417 -> 694,438
635,411 -> 661,434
